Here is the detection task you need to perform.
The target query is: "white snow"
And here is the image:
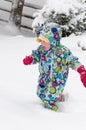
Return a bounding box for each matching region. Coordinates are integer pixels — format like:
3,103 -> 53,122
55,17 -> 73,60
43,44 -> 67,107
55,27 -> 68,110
32,0 -> 86,36
32,0 -> 82,26
0,27 -> 86,130
44,0 -> 82,15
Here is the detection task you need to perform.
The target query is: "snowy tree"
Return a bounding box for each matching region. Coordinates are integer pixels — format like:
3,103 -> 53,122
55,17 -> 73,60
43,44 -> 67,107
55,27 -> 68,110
32,0 -> 86,37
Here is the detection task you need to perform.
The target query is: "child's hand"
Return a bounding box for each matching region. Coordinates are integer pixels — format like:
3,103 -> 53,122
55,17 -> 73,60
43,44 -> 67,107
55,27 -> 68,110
23,56 -> 33,65
81,72 -> 86,87
77,65 -> 86,87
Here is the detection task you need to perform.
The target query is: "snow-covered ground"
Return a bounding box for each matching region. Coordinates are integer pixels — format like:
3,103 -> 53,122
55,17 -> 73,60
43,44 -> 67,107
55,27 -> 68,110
0,30 -> 86,130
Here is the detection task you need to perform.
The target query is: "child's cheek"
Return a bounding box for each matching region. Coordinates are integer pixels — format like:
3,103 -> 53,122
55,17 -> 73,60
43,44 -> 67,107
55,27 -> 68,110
45,44 -> 51,50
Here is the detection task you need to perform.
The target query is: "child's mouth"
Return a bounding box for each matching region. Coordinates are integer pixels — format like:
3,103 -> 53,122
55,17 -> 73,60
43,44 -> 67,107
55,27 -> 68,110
42,46 -> 46,50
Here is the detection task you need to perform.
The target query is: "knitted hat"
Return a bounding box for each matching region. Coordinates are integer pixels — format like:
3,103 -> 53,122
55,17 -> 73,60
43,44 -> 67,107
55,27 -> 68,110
36,22 -> 62,46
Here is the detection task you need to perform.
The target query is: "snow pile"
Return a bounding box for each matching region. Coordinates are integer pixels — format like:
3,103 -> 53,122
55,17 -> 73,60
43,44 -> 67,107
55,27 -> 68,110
77,34 -> 86,51
0,23 -> 21,36
32,0 -> 83,26
62,33 -> 86,51
43,0 -> 82,15
32,0 -> 86,37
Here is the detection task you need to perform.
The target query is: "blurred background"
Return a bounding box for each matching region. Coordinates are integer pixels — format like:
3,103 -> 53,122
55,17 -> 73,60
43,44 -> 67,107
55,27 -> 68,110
0,0 -> 86,37
0,0 -> 46,36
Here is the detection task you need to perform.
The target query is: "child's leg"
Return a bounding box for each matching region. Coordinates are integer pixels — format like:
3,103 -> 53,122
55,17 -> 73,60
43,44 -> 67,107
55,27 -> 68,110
58,94 -> 65,102
43,100 -> 58,111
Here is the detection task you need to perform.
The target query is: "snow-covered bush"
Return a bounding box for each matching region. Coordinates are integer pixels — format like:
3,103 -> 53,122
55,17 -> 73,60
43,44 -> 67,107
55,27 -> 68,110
32,0 -> 86,37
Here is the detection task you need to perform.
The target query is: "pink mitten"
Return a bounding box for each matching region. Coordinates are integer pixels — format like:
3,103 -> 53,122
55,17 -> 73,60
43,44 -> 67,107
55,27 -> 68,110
77,65 -> 86,87
23,56 -> 33,65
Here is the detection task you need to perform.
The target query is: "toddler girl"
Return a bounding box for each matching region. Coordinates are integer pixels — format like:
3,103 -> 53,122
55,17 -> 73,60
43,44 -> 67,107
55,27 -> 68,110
23,22 -> 86,111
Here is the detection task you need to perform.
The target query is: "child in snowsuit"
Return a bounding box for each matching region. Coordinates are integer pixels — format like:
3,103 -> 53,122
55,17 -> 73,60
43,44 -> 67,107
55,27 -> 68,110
23,22 -> 86,111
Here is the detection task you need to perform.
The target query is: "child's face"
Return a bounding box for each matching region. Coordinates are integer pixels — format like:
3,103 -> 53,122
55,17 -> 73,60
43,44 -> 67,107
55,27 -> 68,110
36,34 -> 51,51
40,41 -> 51,51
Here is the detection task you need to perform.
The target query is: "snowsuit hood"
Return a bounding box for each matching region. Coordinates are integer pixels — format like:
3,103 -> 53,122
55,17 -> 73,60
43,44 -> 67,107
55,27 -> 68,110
36,22 -> 62,47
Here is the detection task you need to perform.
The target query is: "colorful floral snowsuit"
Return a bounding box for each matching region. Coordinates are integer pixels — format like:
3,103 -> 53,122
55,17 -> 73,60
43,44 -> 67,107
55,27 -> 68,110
31,23 -> 81,110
